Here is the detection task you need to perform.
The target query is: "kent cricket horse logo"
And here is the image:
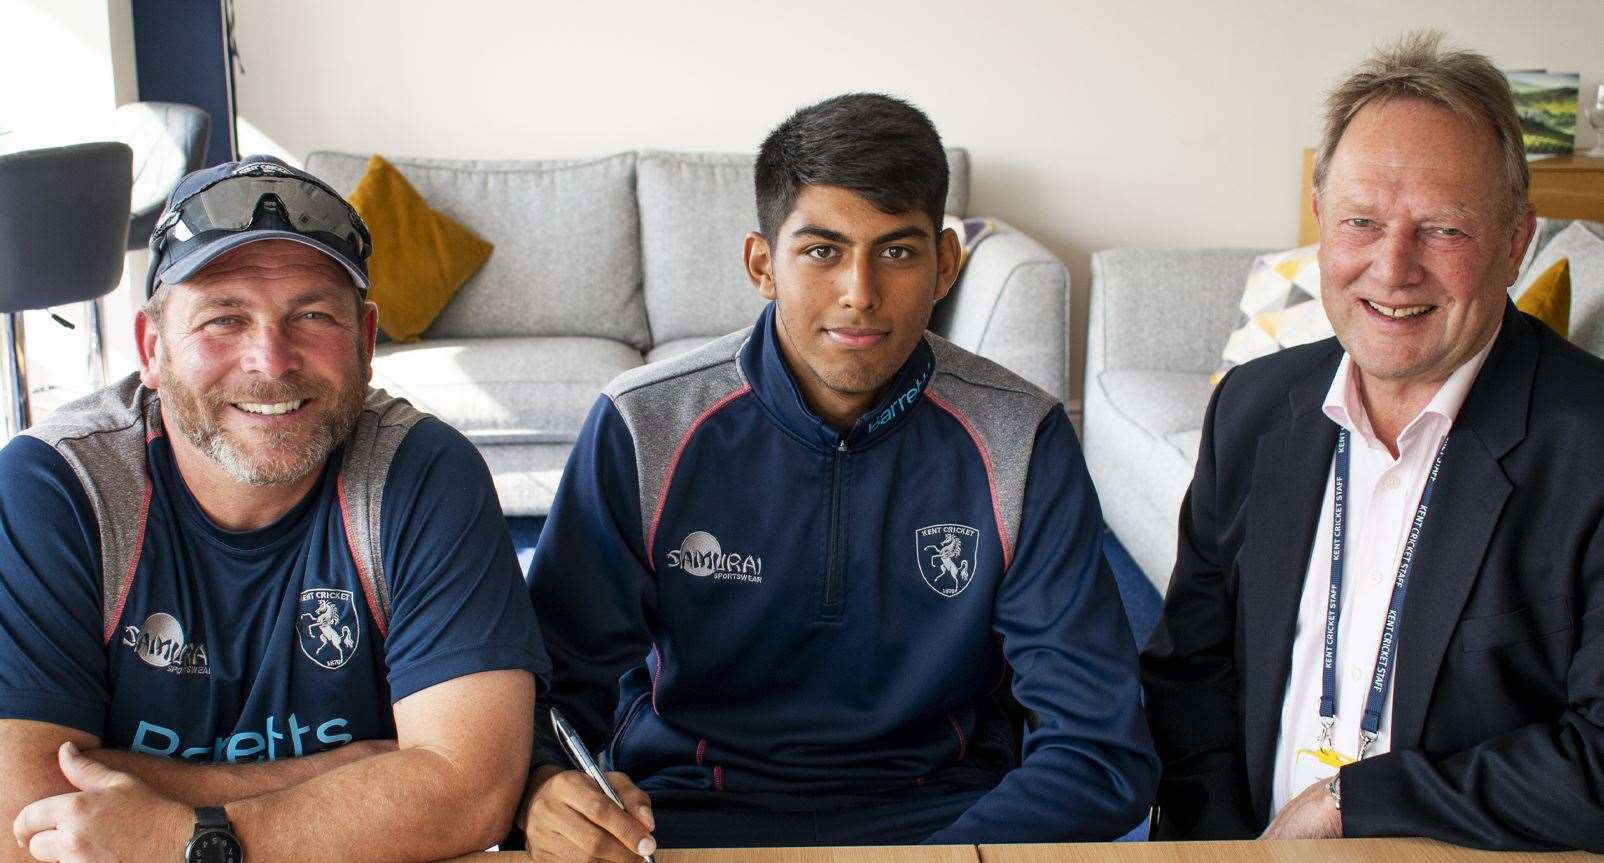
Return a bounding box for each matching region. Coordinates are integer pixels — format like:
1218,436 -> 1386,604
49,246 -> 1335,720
915,524 -> 980,597
298,588 -> 359,669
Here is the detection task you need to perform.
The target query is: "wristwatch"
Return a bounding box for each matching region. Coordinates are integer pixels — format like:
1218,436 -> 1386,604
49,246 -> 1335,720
185,806 -> 243,863
1326,772 -> 1343,810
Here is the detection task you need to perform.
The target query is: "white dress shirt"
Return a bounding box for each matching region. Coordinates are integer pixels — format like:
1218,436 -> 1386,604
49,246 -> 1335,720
1269,326 -> 1499,815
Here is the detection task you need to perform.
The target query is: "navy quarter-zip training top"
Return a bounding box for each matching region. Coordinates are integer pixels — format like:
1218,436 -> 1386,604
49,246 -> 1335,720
530,304 -> 1157,844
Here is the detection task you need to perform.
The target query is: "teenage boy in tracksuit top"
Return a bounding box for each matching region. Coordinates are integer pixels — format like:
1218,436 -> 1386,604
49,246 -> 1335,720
519,93 -> 1158,859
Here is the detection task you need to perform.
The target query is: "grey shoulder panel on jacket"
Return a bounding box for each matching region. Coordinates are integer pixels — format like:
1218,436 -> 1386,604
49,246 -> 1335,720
22,374 -> 156,638
23,374 -> 429,636
924,333 -> 1061,567
604,329 -> 750,399
22,373 -> 148,447
604,329 -> 752,552
925,332 -> 1058,405
337,387 -> 430,629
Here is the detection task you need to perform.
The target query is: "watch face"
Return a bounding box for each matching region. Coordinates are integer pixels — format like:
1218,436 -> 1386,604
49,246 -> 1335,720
187,829 -> 242,863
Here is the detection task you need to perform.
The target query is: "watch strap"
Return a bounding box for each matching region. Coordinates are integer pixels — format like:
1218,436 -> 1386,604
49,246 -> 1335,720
194,806 -> 230,829
187,806 -> 242,863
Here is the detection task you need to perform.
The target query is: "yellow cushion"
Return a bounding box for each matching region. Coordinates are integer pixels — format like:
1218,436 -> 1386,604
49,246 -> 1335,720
1516,256 -> 1570,340
347,155 -> 493,341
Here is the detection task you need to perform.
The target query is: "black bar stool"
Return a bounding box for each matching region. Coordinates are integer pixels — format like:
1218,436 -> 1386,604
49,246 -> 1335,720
0,142 -> 133,435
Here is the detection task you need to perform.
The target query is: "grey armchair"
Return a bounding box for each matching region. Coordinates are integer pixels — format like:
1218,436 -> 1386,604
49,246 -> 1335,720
1084,218 -> 1604,593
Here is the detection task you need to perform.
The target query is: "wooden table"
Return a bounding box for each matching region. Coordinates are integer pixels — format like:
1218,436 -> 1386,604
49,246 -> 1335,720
979,838 -> 1598,861
451,838 -> 1600,861
446,849 -> 972,862
656,847 -> 977,862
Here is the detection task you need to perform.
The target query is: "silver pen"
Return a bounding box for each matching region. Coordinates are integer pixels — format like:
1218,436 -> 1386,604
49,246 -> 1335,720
549,707 -> 656,863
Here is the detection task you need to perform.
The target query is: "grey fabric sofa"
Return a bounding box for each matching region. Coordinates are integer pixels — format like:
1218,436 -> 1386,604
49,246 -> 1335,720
1085,219 -> 1604,593
305,149 -> 1070,517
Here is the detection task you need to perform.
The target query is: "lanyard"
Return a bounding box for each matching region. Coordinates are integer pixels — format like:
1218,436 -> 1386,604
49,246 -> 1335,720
1318,427 -> 1450,759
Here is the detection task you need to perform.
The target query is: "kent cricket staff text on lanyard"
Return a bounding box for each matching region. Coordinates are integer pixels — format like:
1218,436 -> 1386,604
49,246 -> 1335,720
1316,426 -> 1451,761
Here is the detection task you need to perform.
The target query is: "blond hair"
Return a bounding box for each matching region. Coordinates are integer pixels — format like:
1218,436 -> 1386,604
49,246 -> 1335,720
1313,30 -> 1529,225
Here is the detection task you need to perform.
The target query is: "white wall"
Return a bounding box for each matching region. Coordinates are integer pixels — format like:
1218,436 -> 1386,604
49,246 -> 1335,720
0,0 -> 136,148
230,0 -> 1604,408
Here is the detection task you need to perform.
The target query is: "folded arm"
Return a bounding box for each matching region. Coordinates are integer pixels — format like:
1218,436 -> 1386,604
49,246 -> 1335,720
0,721 -> 99,863
13,670 -> 534,862
224,668 -> 535,859
84,736 -> 394,805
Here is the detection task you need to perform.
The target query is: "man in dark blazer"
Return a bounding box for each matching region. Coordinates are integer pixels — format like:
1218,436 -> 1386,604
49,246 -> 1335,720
1141,32 -> 1604,852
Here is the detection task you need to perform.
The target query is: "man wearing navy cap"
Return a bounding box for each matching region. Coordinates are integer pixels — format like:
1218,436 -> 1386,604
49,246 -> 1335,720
0,156 -> 547,862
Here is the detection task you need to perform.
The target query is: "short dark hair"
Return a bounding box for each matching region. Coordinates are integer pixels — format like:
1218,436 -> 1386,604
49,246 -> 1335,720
754,93 -> 948,241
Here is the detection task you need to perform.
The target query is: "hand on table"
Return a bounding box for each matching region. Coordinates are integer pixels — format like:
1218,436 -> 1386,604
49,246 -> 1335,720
522,765 -> 656,862
13,741 -> 191,862
1261,776 -> 1343,840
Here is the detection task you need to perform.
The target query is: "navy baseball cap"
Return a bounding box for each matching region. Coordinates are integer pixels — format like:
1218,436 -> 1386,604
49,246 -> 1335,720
145,155 -> 372,298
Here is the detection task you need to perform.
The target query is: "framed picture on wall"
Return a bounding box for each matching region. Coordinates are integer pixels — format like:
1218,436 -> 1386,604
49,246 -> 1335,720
1504,69 -> 1580,155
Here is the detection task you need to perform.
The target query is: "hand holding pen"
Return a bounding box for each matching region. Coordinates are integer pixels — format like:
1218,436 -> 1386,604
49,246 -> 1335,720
520,707 -> 657,862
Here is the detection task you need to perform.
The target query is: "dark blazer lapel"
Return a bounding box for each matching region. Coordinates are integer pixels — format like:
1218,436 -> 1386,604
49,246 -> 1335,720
1390,307 -> 1531,749
1240,351 -> 1341,825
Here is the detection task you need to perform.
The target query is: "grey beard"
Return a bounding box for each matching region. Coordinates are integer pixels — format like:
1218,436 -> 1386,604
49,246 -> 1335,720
159,369 -> 364,487
190,417 -> 342,486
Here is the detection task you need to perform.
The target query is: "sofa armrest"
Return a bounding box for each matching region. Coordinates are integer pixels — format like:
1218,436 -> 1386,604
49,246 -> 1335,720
1087,247 -> 1271,380
933,219 -> 1068,399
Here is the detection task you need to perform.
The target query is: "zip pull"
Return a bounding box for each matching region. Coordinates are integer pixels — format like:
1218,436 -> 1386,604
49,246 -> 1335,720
837,439 -> 849,453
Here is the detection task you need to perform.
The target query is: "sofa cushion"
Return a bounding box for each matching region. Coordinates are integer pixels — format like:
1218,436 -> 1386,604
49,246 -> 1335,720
1164,429 -> 1204,464
1516,220 -> 1604,355
1218,245 -> 1331,380
477,444 -> 574,518
1516,256 -> 1570,338
636,148 -> 971,346
1090,247 -> 1267,378
646,336 -> 719,364
306,151 -> 651,349
370,336 -> 644,446
346,155 -> 494,341
1096,369 -> 1214,443
636,152 -> 771,345
1082,370 -> 1211,592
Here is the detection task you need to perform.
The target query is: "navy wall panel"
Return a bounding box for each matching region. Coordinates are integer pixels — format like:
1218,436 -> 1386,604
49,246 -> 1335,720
130,0 -> 234,166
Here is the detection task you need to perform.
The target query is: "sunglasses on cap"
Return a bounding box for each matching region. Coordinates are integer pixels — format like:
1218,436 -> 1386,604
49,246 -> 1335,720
147,161 -> 372,296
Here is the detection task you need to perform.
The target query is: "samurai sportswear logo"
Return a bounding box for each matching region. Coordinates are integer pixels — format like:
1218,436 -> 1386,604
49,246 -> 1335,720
298,588 -> 360,669
666,531 -> 764,584
122,612 -> 210,675
916,524 -> 979,597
